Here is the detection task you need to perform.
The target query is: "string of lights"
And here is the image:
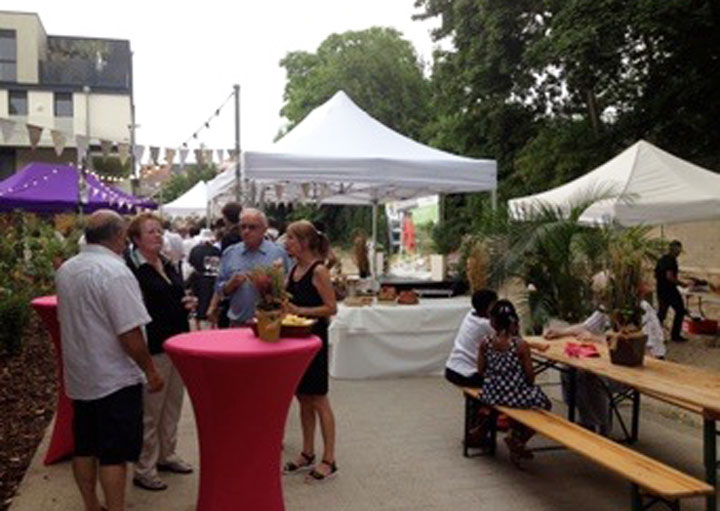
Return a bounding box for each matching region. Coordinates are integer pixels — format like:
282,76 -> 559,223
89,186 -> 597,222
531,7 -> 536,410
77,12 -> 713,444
180,90 -> 235,148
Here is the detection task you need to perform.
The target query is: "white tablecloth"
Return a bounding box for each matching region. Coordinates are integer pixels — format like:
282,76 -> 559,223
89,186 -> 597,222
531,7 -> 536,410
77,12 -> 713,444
329,296 -> 471,379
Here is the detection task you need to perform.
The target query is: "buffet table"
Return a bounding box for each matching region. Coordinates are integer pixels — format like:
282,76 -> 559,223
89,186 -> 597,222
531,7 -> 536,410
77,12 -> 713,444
329,296 -> 471,379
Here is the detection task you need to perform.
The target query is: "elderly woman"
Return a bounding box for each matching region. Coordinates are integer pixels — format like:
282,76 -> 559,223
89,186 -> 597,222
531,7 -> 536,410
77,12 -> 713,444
125,213 -> 196,491
282,220 -> 339,481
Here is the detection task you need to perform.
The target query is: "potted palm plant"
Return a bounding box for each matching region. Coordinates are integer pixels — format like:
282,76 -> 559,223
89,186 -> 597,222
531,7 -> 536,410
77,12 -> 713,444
604,231 -> 649,367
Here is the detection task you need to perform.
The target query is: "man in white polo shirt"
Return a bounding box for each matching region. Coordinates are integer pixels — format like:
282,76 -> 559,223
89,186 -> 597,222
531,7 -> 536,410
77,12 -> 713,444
56,209 -> 163,511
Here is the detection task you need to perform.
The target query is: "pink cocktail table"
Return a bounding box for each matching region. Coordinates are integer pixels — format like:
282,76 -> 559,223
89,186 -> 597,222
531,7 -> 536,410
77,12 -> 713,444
164,328 -> 321,511
30,295 -> 74,465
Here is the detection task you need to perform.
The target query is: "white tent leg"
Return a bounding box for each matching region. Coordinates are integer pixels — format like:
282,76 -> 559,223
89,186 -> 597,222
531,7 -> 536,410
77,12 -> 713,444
371,201 -> 378,278
491,189 -> 498,210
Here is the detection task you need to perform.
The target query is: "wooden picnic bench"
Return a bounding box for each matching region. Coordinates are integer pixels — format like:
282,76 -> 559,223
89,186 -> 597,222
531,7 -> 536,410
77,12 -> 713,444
461,387 -> 714,510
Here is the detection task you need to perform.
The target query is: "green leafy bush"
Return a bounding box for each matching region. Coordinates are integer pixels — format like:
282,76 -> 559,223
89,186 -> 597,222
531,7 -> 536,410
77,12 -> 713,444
0,212 -> 81,355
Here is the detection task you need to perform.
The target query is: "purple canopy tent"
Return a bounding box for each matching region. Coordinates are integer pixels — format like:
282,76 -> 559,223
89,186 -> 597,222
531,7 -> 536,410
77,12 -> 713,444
0,162 -> 156,214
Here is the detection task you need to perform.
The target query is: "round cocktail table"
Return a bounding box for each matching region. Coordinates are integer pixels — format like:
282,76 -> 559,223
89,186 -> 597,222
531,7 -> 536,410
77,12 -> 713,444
164,328 -> 321,511
30,295 -> 74,465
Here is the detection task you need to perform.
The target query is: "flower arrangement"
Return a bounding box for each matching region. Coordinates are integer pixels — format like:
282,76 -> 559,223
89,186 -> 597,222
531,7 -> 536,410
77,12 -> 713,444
247,264 -> 288,342
247,265 -> 288,311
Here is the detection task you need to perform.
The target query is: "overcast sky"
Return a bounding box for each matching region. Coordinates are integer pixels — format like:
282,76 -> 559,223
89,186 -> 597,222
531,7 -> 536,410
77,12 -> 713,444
10,0 -> 439,158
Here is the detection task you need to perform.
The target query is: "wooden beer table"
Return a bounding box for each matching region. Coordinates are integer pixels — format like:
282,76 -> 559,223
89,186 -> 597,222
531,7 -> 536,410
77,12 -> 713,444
527,336 -> 720,511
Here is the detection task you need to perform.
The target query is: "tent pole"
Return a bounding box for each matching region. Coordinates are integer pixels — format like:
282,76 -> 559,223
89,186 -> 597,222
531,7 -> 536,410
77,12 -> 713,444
234,84 -> 242,204
491,189 -> 498,210
371,200 -> 379,278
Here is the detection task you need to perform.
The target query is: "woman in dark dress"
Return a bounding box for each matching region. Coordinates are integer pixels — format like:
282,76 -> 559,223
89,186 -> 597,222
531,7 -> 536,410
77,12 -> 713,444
125,213 -> 196,490
282,220 -> 339,481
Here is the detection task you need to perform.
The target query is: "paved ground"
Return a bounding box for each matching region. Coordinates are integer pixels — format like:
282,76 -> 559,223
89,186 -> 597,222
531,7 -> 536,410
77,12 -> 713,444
10,371 -> 716,511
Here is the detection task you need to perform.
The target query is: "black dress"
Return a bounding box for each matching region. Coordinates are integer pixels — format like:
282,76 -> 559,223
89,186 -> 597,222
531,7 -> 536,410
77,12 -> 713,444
286,261 -> 329,396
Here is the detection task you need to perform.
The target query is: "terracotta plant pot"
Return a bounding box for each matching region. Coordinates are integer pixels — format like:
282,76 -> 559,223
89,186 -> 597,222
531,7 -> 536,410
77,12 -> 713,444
255,309 -> 284,342
607,329 -> 647,367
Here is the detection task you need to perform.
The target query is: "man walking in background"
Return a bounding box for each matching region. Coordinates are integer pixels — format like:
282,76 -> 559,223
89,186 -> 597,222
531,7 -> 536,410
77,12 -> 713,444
56,209 -> 163,511
655,240 -> 689,343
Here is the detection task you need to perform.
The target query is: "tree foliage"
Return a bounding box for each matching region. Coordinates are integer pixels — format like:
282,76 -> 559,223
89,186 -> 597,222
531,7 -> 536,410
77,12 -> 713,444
159,164 -> 218,204
415,0 -> 720,200
280,27 -> 431,141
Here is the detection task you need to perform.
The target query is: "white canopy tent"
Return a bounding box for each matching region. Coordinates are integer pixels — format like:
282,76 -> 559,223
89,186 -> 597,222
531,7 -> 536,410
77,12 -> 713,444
208,91 -> 497,271
508,140 -> 720,226
160,180 -> 208,217
241,90 -> 497,204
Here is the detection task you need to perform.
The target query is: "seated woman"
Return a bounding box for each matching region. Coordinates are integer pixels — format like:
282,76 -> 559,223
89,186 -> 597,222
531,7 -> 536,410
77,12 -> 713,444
444,289 -> 498,387
477,300 -> 551,465
544,279 -> 665,434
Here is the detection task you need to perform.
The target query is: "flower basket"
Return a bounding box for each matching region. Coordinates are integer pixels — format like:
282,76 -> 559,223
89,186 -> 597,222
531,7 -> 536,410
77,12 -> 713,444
255,308 -> 284,342
607,328 -> 647,367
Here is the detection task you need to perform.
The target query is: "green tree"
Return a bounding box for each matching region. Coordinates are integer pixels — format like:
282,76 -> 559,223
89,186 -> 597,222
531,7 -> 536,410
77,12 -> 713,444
280,27 -> 431,140
159,164 -> 217,204
416,0 -> 720,195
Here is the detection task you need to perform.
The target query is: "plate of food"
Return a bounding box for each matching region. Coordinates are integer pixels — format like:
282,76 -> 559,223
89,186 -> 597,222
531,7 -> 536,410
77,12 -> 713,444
250,314 -> 316,338
377,285 -> 397,302
281,314 -> 316,337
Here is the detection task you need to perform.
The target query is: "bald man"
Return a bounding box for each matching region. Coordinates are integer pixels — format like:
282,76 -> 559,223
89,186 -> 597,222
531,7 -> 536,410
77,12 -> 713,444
214,208 -> 291,326
56,210 -> 163,511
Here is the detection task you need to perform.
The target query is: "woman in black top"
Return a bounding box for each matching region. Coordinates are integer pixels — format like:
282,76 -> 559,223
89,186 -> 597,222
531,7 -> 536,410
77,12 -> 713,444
125,213 -> 196,490
282,220 -> 339,481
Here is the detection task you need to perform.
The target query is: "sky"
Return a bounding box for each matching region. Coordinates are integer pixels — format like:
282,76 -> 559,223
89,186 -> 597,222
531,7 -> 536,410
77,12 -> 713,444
9,0 -> 440,159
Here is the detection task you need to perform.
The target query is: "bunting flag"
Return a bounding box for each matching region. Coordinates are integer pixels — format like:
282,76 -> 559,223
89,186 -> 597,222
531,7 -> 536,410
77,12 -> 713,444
165,148 -> 176,166
194,149 -> 204,165
0,118 -> 15,141
100,139 -> 113,159
179,148 -> 189,167
118,142 -> 130,165
27,124 -> 43,150
216,149 -> 224,163
149,146 -> 160,165
204,149 -> 214,165
76,135 -> 90,163
133,144 -> 145,163
50,130 -> 66,156
274,183 -> 284,202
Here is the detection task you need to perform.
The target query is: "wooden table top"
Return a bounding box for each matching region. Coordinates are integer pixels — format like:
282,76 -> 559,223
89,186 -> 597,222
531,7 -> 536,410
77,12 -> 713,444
527,336 -> 720,417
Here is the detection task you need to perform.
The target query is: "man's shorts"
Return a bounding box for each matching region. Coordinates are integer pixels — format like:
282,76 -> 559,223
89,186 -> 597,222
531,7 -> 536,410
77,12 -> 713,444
73,384 -> 143,465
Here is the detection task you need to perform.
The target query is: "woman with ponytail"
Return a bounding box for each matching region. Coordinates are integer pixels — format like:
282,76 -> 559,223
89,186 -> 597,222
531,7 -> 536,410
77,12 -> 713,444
282,220 -> 339,481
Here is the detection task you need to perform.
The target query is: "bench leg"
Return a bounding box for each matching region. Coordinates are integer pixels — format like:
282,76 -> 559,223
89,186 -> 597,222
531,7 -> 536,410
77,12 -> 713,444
631,484 -> 681,511
463,394 -> 475,457
703,418 -> 717,511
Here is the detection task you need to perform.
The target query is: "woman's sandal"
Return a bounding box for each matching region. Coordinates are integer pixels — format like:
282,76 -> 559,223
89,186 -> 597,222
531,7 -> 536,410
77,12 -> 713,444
283,452 -> 315,474
306,459 -> 338,482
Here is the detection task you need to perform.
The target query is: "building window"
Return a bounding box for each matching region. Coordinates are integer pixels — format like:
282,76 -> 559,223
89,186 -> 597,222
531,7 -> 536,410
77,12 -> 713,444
54,92 -> 73,117
8,90 -> 27,116
0,29 -> 17,81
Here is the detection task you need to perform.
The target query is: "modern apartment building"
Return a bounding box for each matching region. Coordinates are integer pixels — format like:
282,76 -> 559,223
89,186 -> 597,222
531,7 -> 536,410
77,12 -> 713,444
0,11 -> 133,179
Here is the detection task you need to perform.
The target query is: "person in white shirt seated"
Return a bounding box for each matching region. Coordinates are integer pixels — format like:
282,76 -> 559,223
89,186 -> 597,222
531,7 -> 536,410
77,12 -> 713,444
544,280 -> 666,358
543,279 -> 665,434
445,289 -> 498,388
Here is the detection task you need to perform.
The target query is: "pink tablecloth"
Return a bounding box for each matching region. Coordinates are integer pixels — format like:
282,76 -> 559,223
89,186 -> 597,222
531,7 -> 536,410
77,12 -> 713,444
30,295 -> 74,465
164,329 -> 321,511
